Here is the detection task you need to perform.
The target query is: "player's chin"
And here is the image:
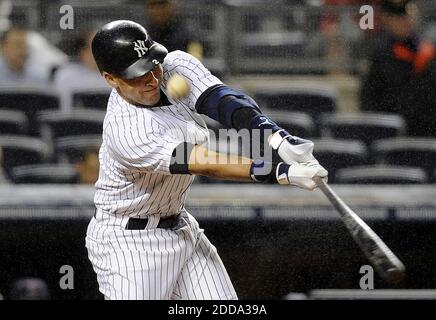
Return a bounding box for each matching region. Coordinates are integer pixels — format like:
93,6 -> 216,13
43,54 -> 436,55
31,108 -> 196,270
140,90 -> 160,106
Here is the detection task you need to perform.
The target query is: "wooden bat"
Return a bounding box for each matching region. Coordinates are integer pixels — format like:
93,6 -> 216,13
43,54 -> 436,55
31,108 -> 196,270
313,176 -> 406,283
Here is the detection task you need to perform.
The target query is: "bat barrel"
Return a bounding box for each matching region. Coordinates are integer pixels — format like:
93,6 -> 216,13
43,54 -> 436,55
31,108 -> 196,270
313,176 -> 406,284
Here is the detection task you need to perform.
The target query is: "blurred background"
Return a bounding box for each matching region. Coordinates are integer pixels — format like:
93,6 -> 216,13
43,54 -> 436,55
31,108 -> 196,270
0,0 -> 435,300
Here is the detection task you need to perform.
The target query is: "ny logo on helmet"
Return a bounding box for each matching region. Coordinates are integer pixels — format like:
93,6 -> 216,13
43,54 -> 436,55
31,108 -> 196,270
134,40 -> 149,57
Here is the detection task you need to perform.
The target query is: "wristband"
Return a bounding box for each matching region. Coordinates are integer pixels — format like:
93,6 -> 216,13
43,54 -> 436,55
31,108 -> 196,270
250,160 -> 290,184
169,142 -> 195,174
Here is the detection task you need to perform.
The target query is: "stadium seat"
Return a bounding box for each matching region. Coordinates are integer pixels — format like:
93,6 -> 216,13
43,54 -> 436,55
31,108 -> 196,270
0,87 -> 60,135
241,33 -> 306,59
312,139 -> 369,183
263,109 -> 316,138
0,110 -> 29,135
372,138 -> 436,176
72,88 -> 111,110
0,135 -> 51,177
254,84 -> 338,117
10,164 -> 79,184
55,134 -> 102,163
335,165 -> 428,184
37,109 -> 106,139
320,112 -> 406,146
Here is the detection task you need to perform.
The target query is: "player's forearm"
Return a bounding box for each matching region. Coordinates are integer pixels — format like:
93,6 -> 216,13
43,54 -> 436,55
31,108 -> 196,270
194,85 -> 322,165
169,143 -> 327,190
187,145 -> 252,181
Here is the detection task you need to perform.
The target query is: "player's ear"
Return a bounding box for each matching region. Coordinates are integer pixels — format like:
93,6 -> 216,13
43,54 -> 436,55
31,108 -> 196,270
103,72 -> 118,88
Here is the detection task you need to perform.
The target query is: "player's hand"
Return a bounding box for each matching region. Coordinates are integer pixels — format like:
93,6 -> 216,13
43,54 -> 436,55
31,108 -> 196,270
268,129 -> 316,163
268,129 -> 328,181
277,162 -> 328,191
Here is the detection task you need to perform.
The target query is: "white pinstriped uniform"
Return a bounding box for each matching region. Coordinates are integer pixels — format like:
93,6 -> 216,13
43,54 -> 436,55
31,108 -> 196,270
85,51 -> 238,300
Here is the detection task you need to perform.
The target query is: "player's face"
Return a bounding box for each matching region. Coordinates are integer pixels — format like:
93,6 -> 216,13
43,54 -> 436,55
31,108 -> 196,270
105,64 -> 163,106
1,29 -> 28,71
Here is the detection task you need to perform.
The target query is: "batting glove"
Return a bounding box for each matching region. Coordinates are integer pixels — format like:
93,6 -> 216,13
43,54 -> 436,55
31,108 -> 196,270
268,129 -> 328,182
277,162 -> 328,191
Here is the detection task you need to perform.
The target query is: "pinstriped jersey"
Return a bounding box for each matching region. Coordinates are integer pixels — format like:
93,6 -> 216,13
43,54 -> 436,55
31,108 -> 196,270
94,51 -> 222,217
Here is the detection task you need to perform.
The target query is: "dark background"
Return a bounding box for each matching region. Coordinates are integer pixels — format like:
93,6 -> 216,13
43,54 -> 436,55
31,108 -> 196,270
0,218 -> 431,300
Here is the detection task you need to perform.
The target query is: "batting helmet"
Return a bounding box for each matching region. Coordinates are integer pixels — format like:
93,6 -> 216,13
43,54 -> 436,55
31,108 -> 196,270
92,20 -> 168,79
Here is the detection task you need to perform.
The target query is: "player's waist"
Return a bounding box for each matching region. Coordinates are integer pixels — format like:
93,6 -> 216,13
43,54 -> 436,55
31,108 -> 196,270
93,207 -> 186,230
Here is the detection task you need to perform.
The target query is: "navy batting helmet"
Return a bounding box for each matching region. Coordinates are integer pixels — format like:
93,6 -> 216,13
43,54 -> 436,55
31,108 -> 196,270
92,20 -> 168,79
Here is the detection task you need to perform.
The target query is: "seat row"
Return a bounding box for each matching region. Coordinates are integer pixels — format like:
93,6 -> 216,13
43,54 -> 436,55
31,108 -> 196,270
204,110 -> 409,144
3,133 -> 434,184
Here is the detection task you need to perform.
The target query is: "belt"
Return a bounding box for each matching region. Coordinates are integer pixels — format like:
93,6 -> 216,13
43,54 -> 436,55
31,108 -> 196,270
93,208 -> 180,230
125,215 -> 180,230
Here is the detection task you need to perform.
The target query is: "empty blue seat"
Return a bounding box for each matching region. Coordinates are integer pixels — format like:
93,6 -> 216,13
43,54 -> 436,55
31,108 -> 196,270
0,87 -> 60,135
55,134 -> 102,163
254,84 -> 338,117
320,112 -> 406,146
72,88 -> 111,110
0,135 -> 51,177
11,164 -> 79,184
37,109 -> 106,139
335,165 -> 428,184
312,138 -> 368,183
263,109 -> 316,138
0,110 -> 29,135
372,137 -> 436,176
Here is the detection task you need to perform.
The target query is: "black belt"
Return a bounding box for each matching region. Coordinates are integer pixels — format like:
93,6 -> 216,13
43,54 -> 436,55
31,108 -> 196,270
126,215 -> 180,230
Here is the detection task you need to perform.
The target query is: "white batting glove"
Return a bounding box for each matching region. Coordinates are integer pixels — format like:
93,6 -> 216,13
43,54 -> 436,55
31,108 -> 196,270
276,162 -> 328,191
268,129 -> 328,183
268,129 -> 315,163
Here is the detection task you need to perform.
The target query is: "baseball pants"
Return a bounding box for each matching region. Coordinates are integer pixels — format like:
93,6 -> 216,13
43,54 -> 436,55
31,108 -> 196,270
85,209 -> 238,300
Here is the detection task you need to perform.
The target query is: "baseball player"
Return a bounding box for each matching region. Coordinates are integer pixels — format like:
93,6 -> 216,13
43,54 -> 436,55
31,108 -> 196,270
85,20 -> 327,300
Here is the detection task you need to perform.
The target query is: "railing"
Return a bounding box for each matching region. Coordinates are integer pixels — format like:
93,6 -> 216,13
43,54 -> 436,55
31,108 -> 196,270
0,184 -> 434,221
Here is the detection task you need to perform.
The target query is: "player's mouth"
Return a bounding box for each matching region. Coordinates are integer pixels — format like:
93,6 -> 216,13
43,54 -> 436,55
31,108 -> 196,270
142,87 -> 160,95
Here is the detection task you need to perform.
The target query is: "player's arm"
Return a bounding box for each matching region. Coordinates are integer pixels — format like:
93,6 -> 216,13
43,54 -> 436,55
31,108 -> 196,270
195,85 -> 326,168
169,143 -> 326,190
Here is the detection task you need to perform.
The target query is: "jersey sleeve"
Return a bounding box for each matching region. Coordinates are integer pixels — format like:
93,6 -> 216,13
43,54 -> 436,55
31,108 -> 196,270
161,50 -> 222,110
104,115 -> 183,175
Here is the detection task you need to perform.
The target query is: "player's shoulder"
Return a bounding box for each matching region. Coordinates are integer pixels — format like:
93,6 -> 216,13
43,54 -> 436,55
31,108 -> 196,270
162,50 -> 199,68
104,89 -> 124,122
106,88 -> 121,108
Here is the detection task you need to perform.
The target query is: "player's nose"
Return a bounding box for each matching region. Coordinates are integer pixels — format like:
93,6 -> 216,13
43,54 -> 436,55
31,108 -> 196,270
145,70 -> 159,88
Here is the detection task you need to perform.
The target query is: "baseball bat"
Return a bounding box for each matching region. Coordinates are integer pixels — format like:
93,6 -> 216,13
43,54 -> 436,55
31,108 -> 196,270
313,176 -> 406,283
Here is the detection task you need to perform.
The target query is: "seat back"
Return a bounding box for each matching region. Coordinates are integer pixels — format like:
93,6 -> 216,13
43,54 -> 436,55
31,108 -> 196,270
335,165 -> 428,184
37,109 -> 106,139
264,110 -> 316,138
0,87 -> 60,135
321,112 -> 406,146
55,134 -> 102,163
373,138 -> 436,176
312,139 -> 369,183
0,110 -> 29,135
72,89 -> 111,110
0,135 -> 51,176
11,164 -> 79,184
254,85 -> 338,118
